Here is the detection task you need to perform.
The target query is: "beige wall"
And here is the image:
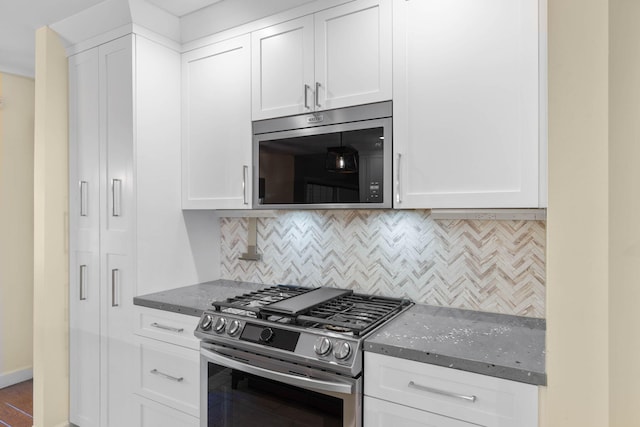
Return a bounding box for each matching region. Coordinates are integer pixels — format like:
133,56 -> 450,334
544,0 -> 610,426
545,0 -> 640,426
609,0 -> 640,425
0,72 -> 35,387
33,26 -> 69,427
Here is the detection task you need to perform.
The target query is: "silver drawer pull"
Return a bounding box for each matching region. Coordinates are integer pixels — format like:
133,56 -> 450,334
304,84 -> 310,109
395,153 -> 402,204
111,268 -> 120,307
79,264 -> 87,301
150,322 -> 184,333
408,381 -> 477,403
150,369 -> 183,382
112,178 -> 122,217
243,165 -> 249,205
80,181 -> 88,216
315,81 -> 321,108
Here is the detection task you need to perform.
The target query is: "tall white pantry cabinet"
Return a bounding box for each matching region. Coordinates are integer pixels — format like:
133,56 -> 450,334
68,33 -> 215,426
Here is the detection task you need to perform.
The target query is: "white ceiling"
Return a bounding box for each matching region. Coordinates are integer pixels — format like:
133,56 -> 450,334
0,0 -> 224,78
146,0 -> 223,17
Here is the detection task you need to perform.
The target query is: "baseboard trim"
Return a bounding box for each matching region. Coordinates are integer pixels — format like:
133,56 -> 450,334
0,367 -> 33,389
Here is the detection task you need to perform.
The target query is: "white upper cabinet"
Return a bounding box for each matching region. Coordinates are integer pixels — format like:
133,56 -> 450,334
251,0 -> 392,120
393,0 -> 545,209
251,16 -> 315,120
182,35 -> 252,209
314,0 -> 392,111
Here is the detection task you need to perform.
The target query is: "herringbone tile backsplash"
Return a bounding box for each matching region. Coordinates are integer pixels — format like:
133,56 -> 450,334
220,210 -> 545,318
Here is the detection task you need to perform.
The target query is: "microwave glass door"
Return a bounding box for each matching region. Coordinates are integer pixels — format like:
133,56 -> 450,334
255,121 -> 388,208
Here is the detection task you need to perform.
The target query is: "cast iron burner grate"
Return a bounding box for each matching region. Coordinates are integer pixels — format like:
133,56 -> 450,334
297,293 -> 412,336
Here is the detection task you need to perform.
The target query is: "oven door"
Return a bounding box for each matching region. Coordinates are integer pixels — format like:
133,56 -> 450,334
200,342 -> 361,427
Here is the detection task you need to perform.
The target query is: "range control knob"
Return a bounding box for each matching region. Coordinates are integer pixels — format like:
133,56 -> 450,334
314,337 -> 333,356
200,314 -> 213,331
228,320 -> 241,337
334,341 -> 352,360
260,327 -> 274,343
213,317 -> 226,333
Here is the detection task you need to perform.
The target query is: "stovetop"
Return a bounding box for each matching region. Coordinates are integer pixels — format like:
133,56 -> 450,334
195,285 -> 412,376
212,284 -> 411,336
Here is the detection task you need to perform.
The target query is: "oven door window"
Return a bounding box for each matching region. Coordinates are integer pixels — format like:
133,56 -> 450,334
206,363 -> 343,427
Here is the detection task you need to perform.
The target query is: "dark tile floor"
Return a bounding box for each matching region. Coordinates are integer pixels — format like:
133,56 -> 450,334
0,380 -> 33,427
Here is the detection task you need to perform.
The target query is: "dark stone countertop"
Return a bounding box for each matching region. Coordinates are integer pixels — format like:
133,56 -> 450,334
133,279 -> 266,317
364,303 -> 546,386
134,279 -> 546,386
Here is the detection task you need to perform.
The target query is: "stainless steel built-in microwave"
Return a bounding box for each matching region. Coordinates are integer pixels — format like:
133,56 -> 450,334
252,101 -> 392,209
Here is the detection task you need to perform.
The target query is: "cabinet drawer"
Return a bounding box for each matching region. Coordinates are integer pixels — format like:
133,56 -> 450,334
364,352 -> 538,427
135,306 -> 200,349
135,394 -> 199,427
136,336 -> 200,416
364,396 -> 475,427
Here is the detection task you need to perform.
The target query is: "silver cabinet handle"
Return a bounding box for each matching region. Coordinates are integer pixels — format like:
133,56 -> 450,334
201,345 -> 353,394
79,264 -> 87,301
315,82 -> 321,108
112,178 -> 122,217
243,165 -> 249,205
408,381 -> 477,403
395,153 -> 402,204
80,181 -> 88,216
150,323 -> 184,333
111,268 -> 120,307
150,369 -> 184,383
304,84 -> 310,109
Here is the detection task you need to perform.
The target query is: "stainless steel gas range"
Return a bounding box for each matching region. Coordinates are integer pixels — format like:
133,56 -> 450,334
195,285 -> 412,427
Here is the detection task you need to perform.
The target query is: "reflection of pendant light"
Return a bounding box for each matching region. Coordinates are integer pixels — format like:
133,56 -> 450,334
326,133 -> 358,173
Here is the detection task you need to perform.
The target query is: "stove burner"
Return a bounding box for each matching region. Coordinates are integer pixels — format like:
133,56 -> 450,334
324,324 -> 354,333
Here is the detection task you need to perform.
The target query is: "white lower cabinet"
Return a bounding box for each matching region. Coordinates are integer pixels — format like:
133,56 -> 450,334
364,353 -> 538,427
134,307 -> 201,423
136,336 -> 200,417
134,395 -> 199,427
364,397 -> 476,427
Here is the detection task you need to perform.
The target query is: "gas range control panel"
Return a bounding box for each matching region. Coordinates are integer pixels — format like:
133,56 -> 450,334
196,312 -> 359,366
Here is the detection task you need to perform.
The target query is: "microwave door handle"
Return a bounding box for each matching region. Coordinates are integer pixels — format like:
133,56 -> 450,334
200,346 -> 353,395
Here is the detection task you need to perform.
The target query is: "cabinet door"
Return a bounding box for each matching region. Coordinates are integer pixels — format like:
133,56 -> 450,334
393,0 -> 541,208
182,35 -> 252,209
364,396 -> 477,427
134,395 -> 199,427
314,0 -> 392,111
103,252 -> 136,427
251,15 -> 314,120
365,353 -> 538,427
69,46 -> 101,427
100,36 -> 136,427
135,336 -> 200,416
100,36 -> 134,240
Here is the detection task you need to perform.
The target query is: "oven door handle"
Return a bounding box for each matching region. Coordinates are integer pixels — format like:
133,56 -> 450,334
200,346 -> 354,395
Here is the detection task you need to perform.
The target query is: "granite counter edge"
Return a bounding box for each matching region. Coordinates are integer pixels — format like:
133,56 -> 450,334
133,297 -> 203,317
364,342 -> 547,386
